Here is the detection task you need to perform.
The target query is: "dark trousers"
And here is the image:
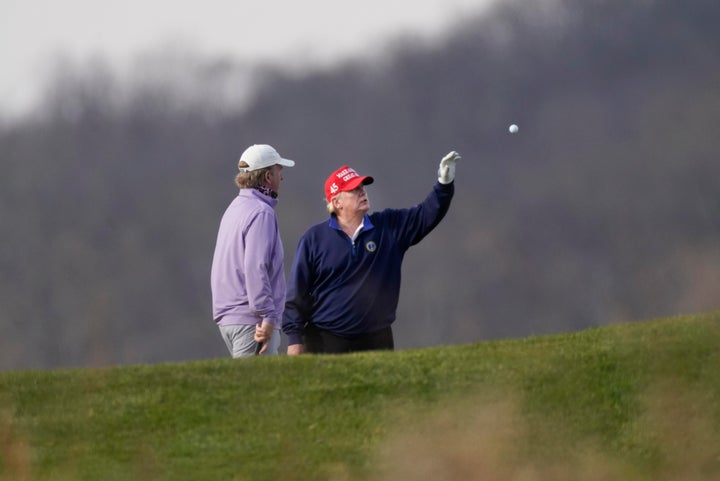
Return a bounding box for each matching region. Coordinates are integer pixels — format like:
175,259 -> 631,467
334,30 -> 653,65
303,325 -> 394,354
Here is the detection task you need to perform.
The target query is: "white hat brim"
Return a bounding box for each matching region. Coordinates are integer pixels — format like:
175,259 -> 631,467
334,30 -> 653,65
277,158 -> 295,167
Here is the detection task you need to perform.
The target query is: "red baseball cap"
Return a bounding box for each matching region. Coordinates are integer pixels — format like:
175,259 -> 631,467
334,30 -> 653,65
324,166 -> 374,202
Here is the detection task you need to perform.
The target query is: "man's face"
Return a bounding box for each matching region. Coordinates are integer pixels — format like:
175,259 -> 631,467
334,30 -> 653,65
266,165 -> 284,193
337,185 -> 370,215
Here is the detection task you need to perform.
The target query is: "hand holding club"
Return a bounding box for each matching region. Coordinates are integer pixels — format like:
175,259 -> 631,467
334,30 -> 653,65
254,320 -> 274,355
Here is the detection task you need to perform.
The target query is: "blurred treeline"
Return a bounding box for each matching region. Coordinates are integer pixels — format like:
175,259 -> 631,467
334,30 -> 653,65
2,0 -> 719,370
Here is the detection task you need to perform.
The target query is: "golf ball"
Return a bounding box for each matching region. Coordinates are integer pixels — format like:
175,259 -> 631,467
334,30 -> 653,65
509,124 -> 519,133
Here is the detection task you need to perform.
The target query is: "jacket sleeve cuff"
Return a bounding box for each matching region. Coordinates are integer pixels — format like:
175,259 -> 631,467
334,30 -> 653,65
287,333 -> 304,346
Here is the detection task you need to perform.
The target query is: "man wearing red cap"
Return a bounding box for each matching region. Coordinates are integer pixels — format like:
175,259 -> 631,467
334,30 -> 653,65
283,151 -> 461,354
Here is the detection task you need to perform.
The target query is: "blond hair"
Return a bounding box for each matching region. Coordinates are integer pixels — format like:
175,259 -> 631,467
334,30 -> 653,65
326,191 -> 345,214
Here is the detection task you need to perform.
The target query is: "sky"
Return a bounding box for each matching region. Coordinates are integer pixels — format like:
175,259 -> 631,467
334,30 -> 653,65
1,0 -> 495,117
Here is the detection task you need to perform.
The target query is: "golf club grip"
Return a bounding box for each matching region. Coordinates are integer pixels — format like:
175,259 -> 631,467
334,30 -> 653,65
255,341 -> 263,355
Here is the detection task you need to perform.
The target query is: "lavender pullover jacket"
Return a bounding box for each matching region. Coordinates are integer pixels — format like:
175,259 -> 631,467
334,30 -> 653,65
211,189 -> 286,327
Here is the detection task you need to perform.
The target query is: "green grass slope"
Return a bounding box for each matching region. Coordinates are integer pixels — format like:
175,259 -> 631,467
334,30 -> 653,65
2,312 -> 719,481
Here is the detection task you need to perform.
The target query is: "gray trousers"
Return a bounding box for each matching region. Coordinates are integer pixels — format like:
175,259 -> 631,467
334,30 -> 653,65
219,324 -> 280,358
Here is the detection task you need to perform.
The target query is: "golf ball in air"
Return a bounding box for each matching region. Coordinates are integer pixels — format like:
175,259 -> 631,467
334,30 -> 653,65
509,124 -> 519,133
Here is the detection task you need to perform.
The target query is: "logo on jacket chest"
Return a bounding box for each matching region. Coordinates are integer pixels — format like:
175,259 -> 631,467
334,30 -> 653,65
365,240 -> 377,253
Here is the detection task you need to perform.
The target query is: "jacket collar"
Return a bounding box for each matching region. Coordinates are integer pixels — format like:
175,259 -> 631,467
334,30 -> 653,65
329,213 -> 374,232
239,188 -> 278,208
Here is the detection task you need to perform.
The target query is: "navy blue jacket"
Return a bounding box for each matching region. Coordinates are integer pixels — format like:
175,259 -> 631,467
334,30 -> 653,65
283,181 -> 454,345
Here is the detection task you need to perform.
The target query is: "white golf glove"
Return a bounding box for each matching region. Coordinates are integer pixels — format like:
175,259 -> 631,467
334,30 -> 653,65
437,151 -> 461,184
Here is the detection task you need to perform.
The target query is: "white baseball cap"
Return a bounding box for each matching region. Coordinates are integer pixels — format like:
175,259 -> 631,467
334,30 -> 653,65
238,144 -> 295,172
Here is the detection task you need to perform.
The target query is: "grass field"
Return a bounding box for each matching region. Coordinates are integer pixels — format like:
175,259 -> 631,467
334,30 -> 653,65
2,312 -> 719,480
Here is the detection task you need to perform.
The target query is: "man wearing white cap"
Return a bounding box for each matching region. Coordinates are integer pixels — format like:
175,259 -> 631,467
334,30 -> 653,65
283,150 -> 461,354
211,144 -> 295,357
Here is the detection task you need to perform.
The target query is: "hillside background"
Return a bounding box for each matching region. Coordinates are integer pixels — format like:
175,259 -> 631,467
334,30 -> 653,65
2,0 -> 719,370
